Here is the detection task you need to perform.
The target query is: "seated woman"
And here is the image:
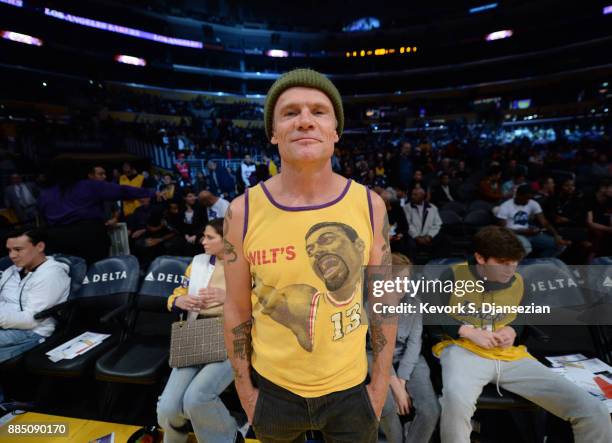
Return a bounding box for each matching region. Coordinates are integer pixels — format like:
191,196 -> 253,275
157,218 -> 243,443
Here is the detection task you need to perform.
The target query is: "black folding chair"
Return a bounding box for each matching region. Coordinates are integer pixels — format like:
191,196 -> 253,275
95,256 -> 191,418
25,256 -> 139,379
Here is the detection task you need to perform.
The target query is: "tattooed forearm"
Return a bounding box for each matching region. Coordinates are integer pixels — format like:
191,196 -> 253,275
224,239 -> 238,264
232,319 -> 253,361
381,213 -> 391,266
369,314 -> 388,360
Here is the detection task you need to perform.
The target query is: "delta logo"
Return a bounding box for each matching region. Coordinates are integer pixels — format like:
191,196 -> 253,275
144,272 -> 188,285
82,271 -> 128,284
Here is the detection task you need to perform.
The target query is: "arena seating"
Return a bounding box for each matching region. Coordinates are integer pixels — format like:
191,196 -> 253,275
24,256 -> 140,379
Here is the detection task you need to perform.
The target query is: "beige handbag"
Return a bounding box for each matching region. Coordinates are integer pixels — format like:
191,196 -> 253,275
169,314 -> 227,368
168,254 -> 227,368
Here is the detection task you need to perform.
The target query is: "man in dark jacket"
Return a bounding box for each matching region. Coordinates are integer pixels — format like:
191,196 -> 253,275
430,173 -> 459,206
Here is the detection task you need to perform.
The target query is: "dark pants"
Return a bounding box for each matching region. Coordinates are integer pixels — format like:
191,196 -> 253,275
252,372 -> 378,443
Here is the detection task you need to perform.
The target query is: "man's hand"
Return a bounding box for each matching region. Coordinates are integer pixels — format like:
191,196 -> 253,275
554,236 -> 571,247
389,376 -> 411,415
416,236 -> 432,245
520,227 -> 541,236
131,229 -> 146,239
460,326 -> 497,349
185,234 -> 196,244
365,384 -> 386,420
145,238 -> 162,247
555,215 -> 570,225
493,326 -> 517,348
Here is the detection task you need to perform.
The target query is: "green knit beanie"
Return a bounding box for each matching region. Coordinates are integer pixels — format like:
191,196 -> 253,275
264,68 -> 344,141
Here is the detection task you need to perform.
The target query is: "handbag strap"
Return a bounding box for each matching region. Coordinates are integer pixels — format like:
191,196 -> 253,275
180,311 -> 223,323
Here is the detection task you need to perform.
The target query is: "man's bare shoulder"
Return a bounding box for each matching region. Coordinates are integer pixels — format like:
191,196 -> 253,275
368,190 -> 386,216
224,194 -> 247,240
228,193 -> 246,217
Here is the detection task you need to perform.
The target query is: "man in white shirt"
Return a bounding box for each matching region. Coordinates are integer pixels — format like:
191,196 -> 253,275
496,184 -> 570,257
0,228 -> 70,363
198,190 -> 230,221
404,188 -> 445,259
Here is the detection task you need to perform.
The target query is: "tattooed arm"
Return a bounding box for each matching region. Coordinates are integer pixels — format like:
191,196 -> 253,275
222,195 -> 259,423
366,192 -> 399,418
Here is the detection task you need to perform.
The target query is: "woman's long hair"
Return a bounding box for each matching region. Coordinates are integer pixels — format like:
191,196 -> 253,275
207,218 -> 224,238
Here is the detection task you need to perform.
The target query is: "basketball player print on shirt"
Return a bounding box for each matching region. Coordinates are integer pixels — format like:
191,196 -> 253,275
252,222 -> 365,352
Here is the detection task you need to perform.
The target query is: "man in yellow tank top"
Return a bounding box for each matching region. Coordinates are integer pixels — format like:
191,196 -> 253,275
223,69 -> 398,443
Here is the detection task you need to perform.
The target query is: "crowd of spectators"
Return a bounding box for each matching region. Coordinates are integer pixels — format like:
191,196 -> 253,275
0,90 -> 611,443
1,86 -> 610,267
1,122 -> 610,268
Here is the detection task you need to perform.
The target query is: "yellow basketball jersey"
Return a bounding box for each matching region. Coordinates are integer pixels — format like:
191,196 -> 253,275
432,262 -> 532,361
119,174 -> 144,216
244,179 -> 373,397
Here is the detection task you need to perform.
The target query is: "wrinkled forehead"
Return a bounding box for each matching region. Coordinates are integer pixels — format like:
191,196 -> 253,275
274,87 -> 334,114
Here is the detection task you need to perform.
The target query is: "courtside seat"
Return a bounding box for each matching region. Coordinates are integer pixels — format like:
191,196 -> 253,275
580,258 -> 612,364
517,258 -> 600,369
52,254 -> 88,300
518,258 -> 587,325
0,255 -> 13,276
24,256 -> 139,378
95,255 -> 192,385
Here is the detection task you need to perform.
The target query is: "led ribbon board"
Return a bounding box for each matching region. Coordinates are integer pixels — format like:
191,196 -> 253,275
44,8 -> 203,49
0,0 -> 23,7
1,30 -> 42,46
